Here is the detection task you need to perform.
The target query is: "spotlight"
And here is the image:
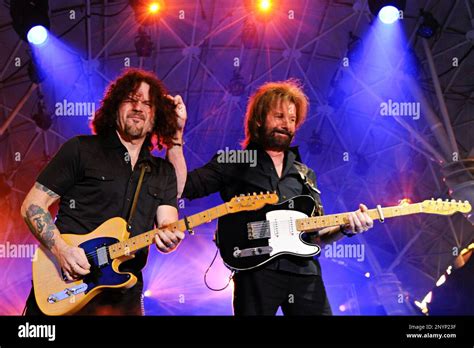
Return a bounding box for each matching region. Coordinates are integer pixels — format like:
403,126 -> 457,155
149,2 -> 160,13
244,0 -> 274,21
129,0 -> 163,26
10,0 -> 50,42
417,11 -> 439,38
378,6 -> 400,24
368,0 -> 406,24
27,25 -> 48,45
257,0 -> 272,12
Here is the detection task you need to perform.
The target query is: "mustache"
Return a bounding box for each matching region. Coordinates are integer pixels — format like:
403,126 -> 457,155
127,112 -> 145,120
270,128 -> 293,137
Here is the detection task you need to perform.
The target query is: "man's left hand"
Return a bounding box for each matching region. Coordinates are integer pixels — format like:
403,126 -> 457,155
345,204 -> 374,234
154,228 -> 185,253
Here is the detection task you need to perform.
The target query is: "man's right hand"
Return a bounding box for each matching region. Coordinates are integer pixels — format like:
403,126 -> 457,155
53,244 -> 91,281
166,94 -> 187,135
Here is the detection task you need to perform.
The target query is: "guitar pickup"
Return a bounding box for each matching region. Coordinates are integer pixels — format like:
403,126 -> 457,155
247,221 -> 271,240
233,246 -> 272,258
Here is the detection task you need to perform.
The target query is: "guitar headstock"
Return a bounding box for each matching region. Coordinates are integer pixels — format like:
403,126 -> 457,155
421,198 -> 472,215
226,192 -> 279,212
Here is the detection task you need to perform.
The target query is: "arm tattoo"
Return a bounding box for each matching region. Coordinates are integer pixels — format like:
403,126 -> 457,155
24,204 -> 57,250
35,182 -> 60,199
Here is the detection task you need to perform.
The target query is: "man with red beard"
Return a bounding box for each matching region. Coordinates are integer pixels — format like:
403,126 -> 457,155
167,80 -> 374,315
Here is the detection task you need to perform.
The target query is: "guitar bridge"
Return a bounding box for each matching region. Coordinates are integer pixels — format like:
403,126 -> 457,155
247,221 -> 271,240
47,283 -> 88,304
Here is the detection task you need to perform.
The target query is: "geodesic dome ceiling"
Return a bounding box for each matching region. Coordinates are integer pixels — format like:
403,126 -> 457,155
0,0 -> 473,316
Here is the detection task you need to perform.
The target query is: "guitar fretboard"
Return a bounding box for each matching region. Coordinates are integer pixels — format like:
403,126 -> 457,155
296,203 -> 423,232
108,203 -> 230,259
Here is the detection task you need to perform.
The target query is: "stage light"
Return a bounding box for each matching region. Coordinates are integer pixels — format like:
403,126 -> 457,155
144,290 -> 152,297
10,0 -> 50,42
368,0 -> 405,24
378,6 -> 399,24
417,11 -> 439,38
27,25 -> 48,45
257,0 -> 272,12
398,198 -> 412,205
228,70 -> 246,97
32,93 -> 51,130
135,27 -> 154,57
149,2 -> 160,13
339,304 -> 347,312
130,0 -> 163,25
365,272 -> 371,278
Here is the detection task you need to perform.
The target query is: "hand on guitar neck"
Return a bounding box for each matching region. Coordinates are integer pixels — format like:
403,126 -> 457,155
316,203 -> 374,244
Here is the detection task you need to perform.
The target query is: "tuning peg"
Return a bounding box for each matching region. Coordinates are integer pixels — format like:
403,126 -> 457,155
431,198 -> 434,200
437,198 -> 442,202
451,199 -> 456,203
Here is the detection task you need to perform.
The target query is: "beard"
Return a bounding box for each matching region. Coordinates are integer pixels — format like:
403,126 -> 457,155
259,126 -> 294,151
123,112 -> 148,139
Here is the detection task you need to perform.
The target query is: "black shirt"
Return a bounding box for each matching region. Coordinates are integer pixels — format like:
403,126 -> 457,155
36,129 -> 178,274
182,142 -> 323,275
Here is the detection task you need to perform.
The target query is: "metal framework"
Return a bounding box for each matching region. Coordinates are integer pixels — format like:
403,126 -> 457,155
0,0 -> 473,314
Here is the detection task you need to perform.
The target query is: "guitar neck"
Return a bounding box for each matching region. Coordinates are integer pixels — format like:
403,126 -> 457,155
296,203 -> 423,232
108,203 -> 230,259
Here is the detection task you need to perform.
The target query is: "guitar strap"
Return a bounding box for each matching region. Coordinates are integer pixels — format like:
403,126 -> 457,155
127,161 -> 151,231
293,161 -> 324,216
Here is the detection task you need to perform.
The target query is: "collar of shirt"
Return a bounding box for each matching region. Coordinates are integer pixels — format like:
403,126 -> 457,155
246,141 -> 301,178
101,128 -> 154,168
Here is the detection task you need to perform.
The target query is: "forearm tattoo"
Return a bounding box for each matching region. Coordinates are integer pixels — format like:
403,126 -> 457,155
24,204 -> 57,249
35,182 -> 60,198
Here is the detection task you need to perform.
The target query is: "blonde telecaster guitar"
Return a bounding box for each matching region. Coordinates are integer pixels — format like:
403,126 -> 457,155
33,192 -> 278,315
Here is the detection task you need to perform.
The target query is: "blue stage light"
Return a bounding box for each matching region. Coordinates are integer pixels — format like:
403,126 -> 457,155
27,25 -> 48,45
378,5 -> 400,24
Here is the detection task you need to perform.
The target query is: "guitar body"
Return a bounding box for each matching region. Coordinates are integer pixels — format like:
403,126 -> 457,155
33,217 -> 137,316
217,195 -> 321,271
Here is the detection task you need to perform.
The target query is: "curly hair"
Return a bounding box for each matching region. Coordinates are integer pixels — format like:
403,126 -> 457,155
242,79 -> 309,148
91,68 -> 178,149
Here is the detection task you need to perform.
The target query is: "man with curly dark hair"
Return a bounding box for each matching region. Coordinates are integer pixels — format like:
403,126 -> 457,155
21,68 -> 187,315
